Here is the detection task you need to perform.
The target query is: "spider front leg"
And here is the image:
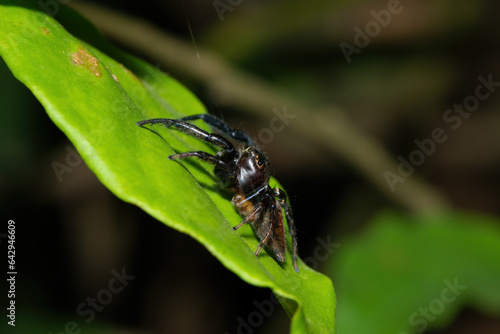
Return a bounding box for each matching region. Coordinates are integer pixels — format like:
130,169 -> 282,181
137,117 -> 236,153
138,118 -> 237,180
179,114 -> 256,146
275,188 -> 299,272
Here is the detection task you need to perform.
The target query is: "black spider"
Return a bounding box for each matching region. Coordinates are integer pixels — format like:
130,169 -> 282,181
137,114 -> 299,272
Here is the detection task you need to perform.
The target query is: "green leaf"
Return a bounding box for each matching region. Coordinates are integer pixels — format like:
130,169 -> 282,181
331,211 -> 500,334
0,2 -> 335,333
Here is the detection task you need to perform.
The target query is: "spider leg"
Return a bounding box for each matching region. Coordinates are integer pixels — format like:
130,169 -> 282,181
137,118 -> 236,152
169,151 -> 227,170
275,188 -> 299,272
179,114 -> 256,146
254,220 -> 274,257
233,206 -> 262,230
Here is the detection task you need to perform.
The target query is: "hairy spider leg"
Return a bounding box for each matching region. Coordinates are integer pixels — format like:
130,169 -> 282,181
137,118 -> 236,153
254,216 -> 274,257
179,114 -> 256,146
138,118 -> 238,183
233,206 -> 263,230
169,151 -> 227,169
275,188 -> 299,272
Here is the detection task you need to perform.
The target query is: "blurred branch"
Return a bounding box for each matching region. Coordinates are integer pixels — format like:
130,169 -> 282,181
71,1 -> 450,214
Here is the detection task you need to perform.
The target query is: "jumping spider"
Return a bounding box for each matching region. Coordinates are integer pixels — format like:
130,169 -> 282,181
137,114 -> 299,272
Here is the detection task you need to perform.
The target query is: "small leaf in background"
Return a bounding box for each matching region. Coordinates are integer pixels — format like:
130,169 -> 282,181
330,211 -> 500,334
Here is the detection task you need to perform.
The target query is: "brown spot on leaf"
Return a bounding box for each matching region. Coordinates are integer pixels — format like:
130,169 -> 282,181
41,27 -> 50,35
72,47 -> 101,77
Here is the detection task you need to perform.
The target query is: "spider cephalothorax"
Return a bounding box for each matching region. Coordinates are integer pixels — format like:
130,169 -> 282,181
137,114 -> 299,272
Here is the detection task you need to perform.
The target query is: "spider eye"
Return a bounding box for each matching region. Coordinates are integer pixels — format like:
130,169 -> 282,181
255,156 -> 264,168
